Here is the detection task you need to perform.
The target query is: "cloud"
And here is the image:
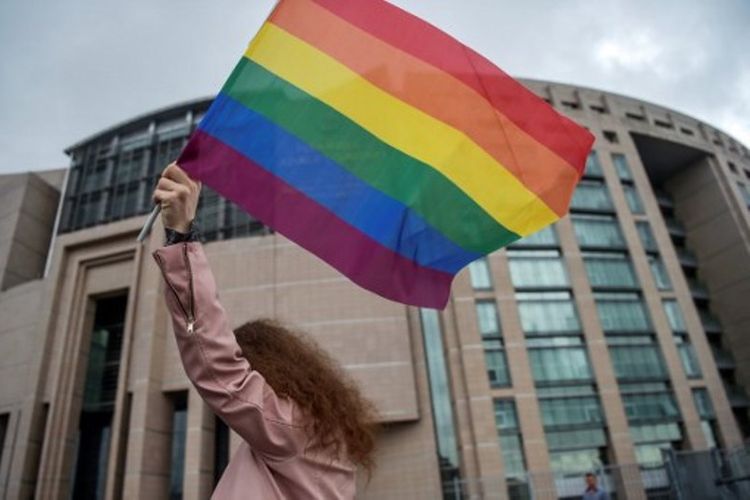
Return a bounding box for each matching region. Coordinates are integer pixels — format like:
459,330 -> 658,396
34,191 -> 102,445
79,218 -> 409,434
716,67 -> 750,146
593,27 -> 709,82
0,0 -> 748,174
595,31 -> 665,73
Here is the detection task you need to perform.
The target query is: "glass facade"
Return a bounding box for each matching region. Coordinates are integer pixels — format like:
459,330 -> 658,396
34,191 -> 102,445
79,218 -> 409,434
608,337 -> 668,382
419,309 -> 462,499
595,292 -> 651,333
61,100 -> 268,243
636,221 -> 659,253
622,382 -> 684,466
612,153 -> 633,181
516,292 -> 580,335
508,250 -> 568,288
494,400 -> 527,478
509,225 -> 558,248
692,388 -> 718,447
477,302 -> 510,387
539,390 -> 608,473
623,184 -> 645,214
527,337 -> 592,384
72,295 -> 128,500
584,151 -> 604,178
468,258 -> 493,290
583,252 -> 639,289
570,180 -> 614,212
572,214 -> 626,249
647,255 -> 672,290
663,300 -> 702,378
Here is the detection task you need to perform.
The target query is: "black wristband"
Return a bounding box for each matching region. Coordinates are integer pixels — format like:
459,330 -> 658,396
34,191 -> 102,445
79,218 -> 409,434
164,221 -> 201,246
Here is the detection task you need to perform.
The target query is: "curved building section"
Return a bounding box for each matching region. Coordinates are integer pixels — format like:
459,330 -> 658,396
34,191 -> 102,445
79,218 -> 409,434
0,81 -> 748,500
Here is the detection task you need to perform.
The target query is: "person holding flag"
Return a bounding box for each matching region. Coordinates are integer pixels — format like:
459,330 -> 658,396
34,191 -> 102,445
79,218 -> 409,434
152,163 -> 376,499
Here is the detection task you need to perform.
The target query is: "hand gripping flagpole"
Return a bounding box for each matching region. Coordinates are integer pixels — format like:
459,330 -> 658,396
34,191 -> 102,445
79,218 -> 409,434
136,204 -> 161,243
137,0 -> 280,245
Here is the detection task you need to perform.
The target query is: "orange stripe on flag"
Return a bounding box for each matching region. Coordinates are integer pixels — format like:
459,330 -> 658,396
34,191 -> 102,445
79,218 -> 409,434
270,0 -> 580,216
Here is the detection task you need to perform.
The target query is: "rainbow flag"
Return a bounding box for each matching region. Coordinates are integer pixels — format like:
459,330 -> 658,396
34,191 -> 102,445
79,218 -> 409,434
178,0 -> 594,309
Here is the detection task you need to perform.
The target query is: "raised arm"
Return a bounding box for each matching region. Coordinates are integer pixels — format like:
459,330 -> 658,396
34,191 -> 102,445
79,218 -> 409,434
152,163 -> 306,461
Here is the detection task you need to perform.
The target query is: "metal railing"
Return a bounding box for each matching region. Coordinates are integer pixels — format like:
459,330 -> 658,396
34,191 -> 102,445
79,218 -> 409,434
418,445 -> 750,500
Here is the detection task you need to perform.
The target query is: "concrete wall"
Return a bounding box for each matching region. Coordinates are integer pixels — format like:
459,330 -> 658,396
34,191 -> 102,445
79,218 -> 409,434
0,172 -> 60,291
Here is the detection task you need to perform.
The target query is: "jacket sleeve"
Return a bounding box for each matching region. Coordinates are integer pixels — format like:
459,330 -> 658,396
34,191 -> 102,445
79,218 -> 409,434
153,242 -> 307,461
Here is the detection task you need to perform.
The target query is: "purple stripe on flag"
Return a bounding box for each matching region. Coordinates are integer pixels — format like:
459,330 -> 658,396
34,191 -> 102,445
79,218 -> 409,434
178,130 -> 453,308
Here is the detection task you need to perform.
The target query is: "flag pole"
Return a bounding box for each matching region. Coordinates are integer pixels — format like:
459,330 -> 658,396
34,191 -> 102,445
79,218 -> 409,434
137,204 -> 161,243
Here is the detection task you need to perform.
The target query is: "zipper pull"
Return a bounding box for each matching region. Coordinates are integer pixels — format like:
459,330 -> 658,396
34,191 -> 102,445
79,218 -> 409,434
187,321 -> 195,334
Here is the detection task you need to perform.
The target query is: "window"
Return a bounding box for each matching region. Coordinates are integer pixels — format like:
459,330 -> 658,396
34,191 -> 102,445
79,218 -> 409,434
214,417 -> 230,487
528,339 -> 592,384
583,252 -> 638,289
603,131 -> 618,144
636,221 -> 658,253
468,258 -> 493,290
595,292 -> 651,333
692,388 -> 714,419
123,182 -> 140,218
224,202 -> 266,239
494,400 -> 527,478
115,149 -> 144,185
540,396 -> 604,427
419,309 -> 461,497
82,159 -> 108,193
198,188 -> 223,237
608,339 -> 668,381
647,255 -> 672,290
477,302 -> 510,387
738,182 -> 750,207
583,151 -> 604,178
572,214 -> 626,248
509,225 -> 558,247
508,250 -> 568,288
623,393 -> 680,422
72,295 -> 128,500
0,413 -> 8,472
663,300 -> 701,378
484,340 -> 511,387
623,184 -> 645,214
570,180 -> 614,212
631,422 -> 682,466
611,154 -> 633,180
516,292 -> 581,335
675,338 -> 701,378
539,393 -> 609,473
692,389 -> 718,447
169,392 -> 188,500
476,301 -> 501,337
662,300 -> 686,333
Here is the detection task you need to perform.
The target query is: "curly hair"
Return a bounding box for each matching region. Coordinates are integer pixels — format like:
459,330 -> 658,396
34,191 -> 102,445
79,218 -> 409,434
233,319 -> 378,473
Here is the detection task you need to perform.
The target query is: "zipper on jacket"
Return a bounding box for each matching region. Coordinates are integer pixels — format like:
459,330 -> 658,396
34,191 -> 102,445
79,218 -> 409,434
154,246 -> 196,334
182,242 -> 196,334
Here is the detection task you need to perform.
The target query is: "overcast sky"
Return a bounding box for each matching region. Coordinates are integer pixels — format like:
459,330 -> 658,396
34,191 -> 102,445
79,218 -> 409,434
0,0 -> 748,174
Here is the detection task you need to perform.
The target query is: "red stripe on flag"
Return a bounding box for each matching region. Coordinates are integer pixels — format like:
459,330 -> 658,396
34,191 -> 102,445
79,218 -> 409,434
312,0 -> 594,173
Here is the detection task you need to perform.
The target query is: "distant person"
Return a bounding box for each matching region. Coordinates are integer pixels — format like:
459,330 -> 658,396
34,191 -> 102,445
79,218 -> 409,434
583,472 -> 610,500
151,163 -> 377,499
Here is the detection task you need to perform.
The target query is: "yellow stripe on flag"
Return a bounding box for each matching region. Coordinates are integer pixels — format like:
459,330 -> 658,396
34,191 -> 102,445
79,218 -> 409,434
245,22 -> 558,236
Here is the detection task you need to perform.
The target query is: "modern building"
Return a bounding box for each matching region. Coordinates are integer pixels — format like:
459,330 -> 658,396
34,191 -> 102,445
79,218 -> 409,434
0,81 -> 749,500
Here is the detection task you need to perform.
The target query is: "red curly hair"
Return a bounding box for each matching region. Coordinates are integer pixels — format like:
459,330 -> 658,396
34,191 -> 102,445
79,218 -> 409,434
233,319 -> 378,473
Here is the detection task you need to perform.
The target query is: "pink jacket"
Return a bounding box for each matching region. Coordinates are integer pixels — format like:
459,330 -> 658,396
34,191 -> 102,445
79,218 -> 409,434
153,242 -> 356,499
